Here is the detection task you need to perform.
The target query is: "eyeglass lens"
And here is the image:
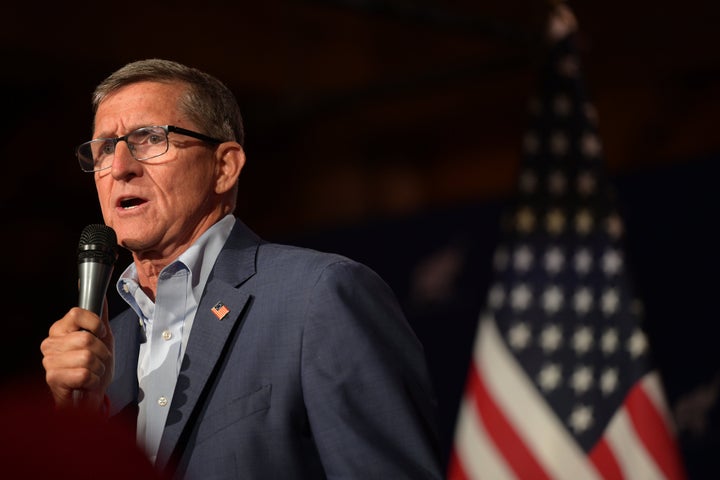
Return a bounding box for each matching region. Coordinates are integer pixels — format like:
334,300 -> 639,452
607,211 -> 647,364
79,126 -> 169,172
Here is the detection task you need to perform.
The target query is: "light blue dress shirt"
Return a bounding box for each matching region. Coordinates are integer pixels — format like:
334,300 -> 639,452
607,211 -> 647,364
115,214 -> 236,464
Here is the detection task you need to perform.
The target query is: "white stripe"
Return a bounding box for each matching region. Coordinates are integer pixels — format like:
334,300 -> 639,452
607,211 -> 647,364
476,315 -> 601,480
641,372 -> 678,433
454,395 -> 518,480
605,403 -> 666,479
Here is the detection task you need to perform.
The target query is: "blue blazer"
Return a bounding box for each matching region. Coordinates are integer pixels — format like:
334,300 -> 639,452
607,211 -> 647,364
107,219 -> 443,479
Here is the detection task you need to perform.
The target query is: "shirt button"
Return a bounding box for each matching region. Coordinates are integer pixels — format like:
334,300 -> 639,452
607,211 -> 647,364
158,396 -> 168,407
162,330 -> 172,341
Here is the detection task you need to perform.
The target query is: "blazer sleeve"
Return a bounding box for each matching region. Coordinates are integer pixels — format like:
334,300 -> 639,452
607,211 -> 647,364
300,258 -> 444,479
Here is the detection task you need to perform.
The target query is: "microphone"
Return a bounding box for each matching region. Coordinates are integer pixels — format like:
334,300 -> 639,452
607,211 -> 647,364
74,224 -> 118,407
77,224 -> 118,316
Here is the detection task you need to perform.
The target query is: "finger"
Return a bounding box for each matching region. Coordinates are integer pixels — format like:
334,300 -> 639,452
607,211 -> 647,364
48,307 -> 107,339
42,330 -> 112,363
43,350 -> 107,393
42,333 -> 107,366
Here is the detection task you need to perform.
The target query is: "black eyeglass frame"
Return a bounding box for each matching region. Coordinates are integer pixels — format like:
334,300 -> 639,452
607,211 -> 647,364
76,125 -> 225,173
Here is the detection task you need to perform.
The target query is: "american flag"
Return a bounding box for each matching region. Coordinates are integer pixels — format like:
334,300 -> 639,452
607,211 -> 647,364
211,301 -> 230,320
447,6 -> 687,480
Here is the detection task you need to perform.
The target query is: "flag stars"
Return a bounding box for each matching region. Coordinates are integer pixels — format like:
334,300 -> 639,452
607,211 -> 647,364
573,287 -> 593,315
537,363 -> 563,392
513,245 -> 534,272
600,368 -> 619,396
493,247 -> 510,271
544,247 -> 565,275
516,207 -> 536,233
519,169 -> 538,193
574,248 -> 593,275
602,249 -> 623,276
557,54 -> 579,78
542,285 -> 564,314
569,365 -> 594,394
581,132 -> 602,158
546,208 -> 566,235
523,131 -> 540,155
550,131 -> 569,156
447,13 -> 685,464
601,328 -> 619,355
553,94 -> 573,117
605,213 -> 624,239
601,288 -> 620,316
487,283 -> 506,310
507,322 -> 532,350
584,102 -> 599,125
548,170 -> 567,195
574,209 -> 594,235
627,329 -> 649,358
568,404 -> 594,434
571,326 -> 594,354
510,284 -> 533,311
539,324 -> 563,353
577,171 -> 596,196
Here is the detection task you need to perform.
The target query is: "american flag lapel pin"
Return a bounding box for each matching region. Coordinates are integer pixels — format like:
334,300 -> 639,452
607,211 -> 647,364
211,301 -> 230,320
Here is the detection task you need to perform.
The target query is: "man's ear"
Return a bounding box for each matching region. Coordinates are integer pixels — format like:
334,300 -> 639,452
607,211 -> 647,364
214,142 -> 245,194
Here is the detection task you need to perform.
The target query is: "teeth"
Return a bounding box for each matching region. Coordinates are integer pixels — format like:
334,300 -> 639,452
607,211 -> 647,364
120,198 -> 140,209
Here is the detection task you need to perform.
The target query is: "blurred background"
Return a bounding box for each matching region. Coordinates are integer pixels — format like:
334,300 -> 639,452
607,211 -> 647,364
2,0 -> 718,477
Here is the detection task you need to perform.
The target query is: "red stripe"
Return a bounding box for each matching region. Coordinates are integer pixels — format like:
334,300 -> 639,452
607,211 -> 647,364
446,449 -> 469,480
625,383 -> 687,480
469,361 -> 553,480
589,437 -> 624,480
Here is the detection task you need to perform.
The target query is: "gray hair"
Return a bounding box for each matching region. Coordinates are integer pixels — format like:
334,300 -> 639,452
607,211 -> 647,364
91,58 -> 244,146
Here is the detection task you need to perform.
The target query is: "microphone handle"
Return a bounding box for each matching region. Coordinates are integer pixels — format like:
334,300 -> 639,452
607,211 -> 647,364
74,260 -> 115,407
78,261 -> 115,316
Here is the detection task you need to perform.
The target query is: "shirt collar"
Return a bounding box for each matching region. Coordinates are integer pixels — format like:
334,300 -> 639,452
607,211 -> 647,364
116,214 -> 237,307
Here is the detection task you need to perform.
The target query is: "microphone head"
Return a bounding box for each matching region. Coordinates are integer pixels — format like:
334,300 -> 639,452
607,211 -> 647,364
77,224 -> 118,265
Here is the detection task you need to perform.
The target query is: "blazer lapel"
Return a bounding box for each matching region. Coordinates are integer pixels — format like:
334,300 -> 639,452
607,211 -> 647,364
107,308 -> 143,416
155,220 -> 260,471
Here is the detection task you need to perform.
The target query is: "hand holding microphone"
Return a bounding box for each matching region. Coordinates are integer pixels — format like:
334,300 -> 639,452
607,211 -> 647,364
40,224 -> 118,410
73,224 -> 118,407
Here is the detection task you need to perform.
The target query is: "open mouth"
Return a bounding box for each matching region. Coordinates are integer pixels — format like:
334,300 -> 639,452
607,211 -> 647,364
119,197 -> 146,209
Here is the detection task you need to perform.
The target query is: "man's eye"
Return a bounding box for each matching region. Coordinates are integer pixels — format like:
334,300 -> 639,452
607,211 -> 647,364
147,134 -> 165,145
100,142 -> 115,155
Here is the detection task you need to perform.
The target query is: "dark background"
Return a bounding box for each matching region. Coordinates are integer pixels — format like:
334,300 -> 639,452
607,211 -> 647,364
2,1 -> 719,477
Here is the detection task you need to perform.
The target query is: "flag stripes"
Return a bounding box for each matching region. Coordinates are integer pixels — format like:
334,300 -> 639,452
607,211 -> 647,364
452,315 -> 685,480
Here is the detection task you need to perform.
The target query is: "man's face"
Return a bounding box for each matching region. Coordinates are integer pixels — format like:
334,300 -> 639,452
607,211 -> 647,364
93,81 -> 219,260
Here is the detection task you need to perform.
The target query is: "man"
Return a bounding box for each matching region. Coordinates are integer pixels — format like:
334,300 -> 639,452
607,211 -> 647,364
41,59 -> 443,479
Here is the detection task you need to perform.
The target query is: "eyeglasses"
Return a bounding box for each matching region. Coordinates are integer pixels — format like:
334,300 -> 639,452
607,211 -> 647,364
76,125 -> 224,173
